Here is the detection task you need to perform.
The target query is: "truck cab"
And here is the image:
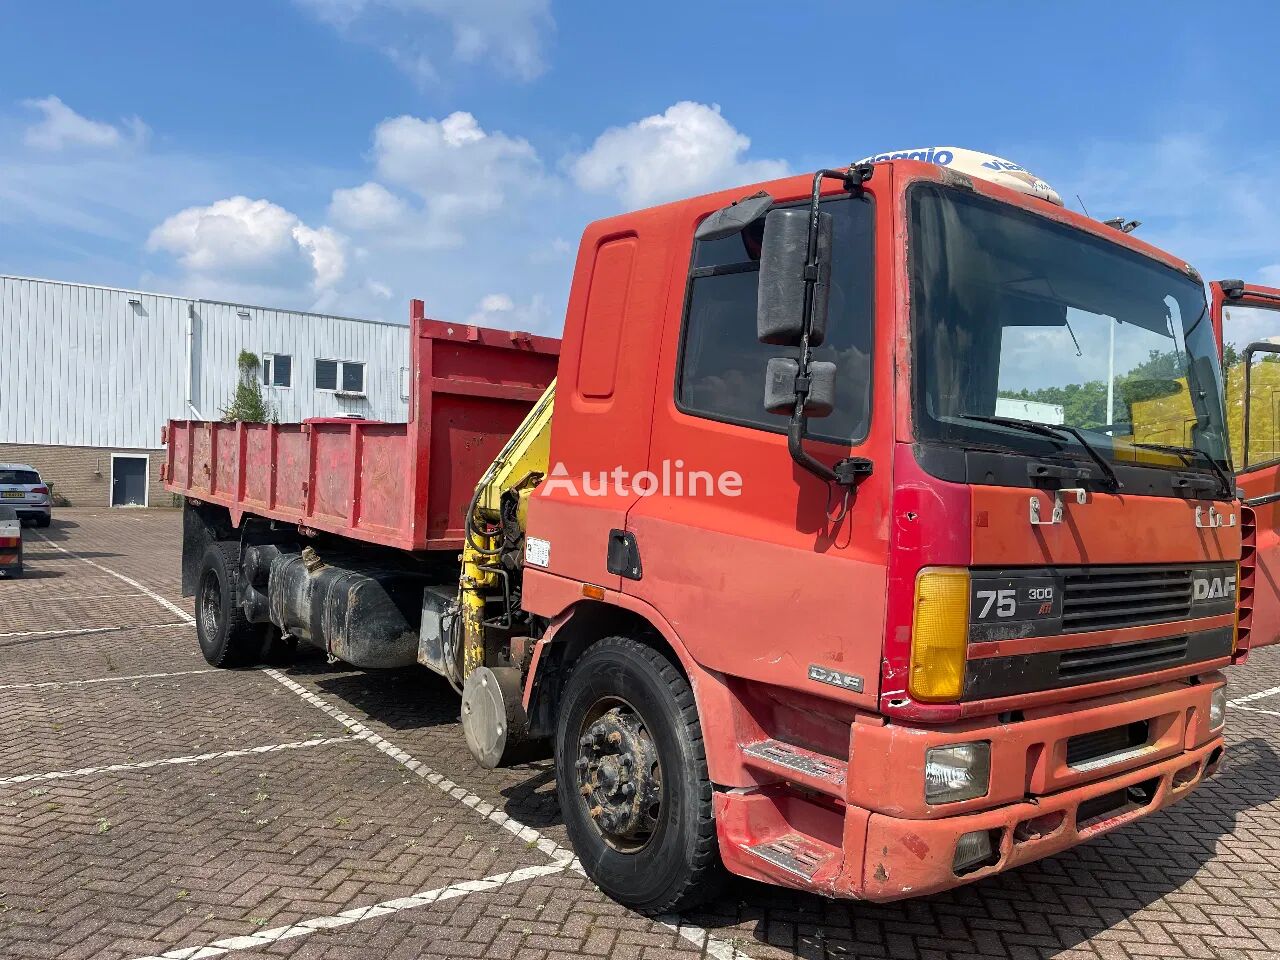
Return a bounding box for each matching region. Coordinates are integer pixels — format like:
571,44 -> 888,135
521,155 -> 1243,904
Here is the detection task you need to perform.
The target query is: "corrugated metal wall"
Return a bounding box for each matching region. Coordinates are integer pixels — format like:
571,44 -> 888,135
0,276 -> 411,449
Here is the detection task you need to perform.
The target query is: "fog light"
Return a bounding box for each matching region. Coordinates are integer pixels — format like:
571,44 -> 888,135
925,741 -> 991,804
1210,687 -> 1226,731
953,829 -> 998,875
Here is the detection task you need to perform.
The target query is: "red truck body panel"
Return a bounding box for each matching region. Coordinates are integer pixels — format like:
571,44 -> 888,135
163,300 -> 560,551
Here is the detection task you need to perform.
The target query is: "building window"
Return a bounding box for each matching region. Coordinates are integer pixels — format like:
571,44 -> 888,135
262,353 -> 292,388
316,358 -> 366,395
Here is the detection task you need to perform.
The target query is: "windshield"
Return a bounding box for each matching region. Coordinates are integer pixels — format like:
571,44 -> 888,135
909,184 -> 1229,480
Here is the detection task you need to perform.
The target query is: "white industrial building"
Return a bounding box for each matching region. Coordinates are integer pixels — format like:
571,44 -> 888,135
0,275 -> 411,508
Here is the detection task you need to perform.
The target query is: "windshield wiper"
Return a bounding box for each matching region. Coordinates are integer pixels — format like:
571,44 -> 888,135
1127,441 -> 1233,499
956,414 -> 1122,491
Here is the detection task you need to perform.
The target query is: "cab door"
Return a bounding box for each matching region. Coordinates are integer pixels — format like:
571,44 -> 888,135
1211,279 -> 1280,647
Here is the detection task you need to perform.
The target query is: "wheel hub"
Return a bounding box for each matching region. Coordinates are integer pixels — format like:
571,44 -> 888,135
198,571 -> 221,637
575,702 -> 662,851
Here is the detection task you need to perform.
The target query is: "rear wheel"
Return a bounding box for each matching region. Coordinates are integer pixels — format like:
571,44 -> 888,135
555,636 -> 723,915
195,542 -> 264,667
35,516 -> 50,528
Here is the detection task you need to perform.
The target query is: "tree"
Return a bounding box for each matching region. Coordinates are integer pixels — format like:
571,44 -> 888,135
221,350 -> 275,423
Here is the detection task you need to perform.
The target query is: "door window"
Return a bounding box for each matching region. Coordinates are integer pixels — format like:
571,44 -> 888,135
1223,303 -> 1280,468
675,195 -> 875,444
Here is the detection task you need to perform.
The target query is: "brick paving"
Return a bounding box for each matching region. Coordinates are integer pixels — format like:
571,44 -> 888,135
1,507 -> 1280,960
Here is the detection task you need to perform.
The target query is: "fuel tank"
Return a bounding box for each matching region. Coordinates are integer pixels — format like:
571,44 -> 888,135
265,546 -> 428,668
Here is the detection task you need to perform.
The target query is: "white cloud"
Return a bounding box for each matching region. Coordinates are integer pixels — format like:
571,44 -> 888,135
366,278 -> 394,300
328,110 -> 540,247
147,196 -> 347,291
478,293 -> 514,312
329,181 -> 409,230
22,95 -> 148,152
571,101 -> 789,209
297,0 -> 553,82
467,291 -> 550,328
293,223 -> 346,289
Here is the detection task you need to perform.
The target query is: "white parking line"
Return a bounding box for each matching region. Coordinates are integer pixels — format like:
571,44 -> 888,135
0,668 -> 219,691
264,669 -> 567,862
29,531 -> 195,624
128,861 -> 572,960
265,669 -> 754,960
0,621 -> 192,640
4,592 -> 141,603
0,734 -> 358,786
1229,684 -> 1280,706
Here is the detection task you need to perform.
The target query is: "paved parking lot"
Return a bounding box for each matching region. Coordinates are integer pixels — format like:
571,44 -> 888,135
3,508 -> 1280,960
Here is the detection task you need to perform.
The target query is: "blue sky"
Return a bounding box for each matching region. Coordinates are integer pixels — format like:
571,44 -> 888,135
2,1 -> 1278,334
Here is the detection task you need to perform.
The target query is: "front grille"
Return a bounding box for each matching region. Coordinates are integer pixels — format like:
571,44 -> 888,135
963,626 -> 1233,701
1059,635 -> 1188,681
1066,720 -> 1150,768
1062,565 -> 1194,632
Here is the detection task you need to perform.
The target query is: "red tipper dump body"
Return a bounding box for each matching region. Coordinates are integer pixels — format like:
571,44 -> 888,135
162,300 -> 560,551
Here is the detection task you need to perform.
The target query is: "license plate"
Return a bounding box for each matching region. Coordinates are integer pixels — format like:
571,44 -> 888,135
1,492 -> 23,498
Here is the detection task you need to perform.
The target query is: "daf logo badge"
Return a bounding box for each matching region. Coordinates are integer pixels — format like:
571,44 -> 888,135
1194,575 -> 1236,601
808,665 -> 864,693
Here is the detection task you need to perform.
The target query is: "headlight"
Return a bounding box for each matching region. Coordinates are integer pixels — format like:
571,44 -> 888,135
925,741 -> 991,804
909,568 -> 970,702
1210,687 -> 1226,731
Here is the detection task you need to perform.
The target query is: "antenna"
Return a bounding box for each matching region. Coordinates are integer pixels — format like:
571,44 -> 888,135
1075,194 -> 1091,218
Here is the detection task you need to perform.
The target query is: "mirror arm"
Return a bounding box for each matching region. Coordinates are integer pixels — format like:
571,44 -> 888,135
786,165 -> 875,489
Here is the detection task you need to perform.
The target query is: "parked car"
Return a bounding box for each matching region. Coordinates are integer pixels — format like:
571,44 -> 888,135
0,505 -> 21,578
0,463 -> 51,527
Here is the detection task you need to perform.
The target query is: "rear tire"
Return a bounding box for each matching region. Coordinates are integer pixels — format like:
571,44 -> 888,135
195,542 -> 263,667
35,517 -> 50,528
555,636 -> 723,915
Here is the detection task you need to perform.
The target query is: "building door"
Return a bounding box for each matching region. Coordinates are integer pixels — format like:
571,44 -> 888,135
111,456 -> 148,507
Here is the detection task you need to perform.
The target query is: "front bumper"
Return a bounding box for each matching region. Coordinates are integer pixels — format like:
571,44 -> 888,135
715,676 -> 1225,901
858,734 -> 1222,900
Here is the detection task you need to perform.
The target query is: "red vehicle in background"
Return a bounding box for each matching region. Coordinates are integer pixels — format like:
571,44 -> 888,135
1212,279 -> 1280,646
0,505 -> 21,578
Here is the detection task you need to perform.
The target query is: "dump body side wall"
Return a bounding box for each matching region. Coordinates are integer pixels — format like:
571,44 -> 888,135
163,305 -> 559,550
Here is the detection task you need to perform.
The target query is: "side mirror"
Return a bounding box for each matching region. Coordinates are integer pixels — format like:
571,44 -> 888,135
764,358 -> 836,418
758,208 -> 832,346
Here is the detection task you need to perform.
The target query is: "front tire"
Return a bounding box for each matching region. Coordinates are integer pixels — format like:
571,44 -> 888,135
195,542 -> 263,667
555,636 -> 723,915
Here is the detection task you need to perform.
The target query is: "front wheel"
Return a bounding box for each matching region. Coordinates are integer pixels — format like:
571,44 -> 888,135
555,636 -> 723,915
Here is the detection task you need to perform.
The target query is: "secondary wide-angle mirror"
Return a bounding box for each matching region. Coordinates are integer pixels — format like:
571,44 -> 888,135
764,357 -> 836,418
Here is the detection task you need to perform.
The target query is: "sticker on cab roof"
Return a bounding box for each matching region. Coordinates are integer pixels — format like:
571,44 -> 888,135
859,146 -> 1063,207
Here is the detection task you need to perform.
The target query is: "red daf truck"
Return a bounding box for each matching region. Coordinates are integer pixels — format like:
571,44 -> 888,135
166,150 -> 1247,913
